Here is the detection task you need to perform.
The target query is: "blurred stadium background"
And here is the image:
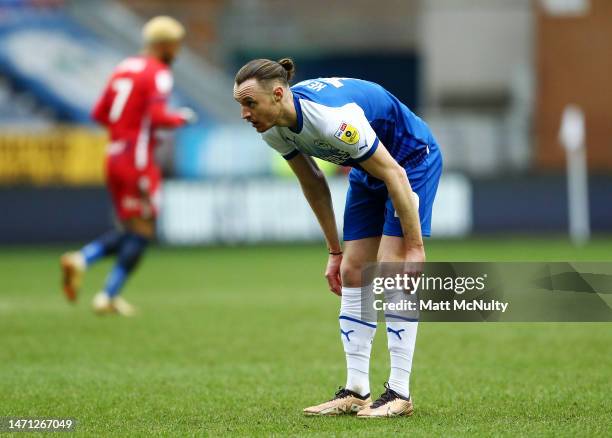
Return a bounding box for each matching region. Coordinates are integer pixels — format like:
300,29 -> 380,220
1,0 -> 611,435
1,0 -> 611,244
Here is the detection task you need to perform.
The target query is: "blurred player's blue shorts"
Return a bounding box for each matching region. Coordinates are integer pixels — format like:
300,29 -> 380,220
343,141 -> 443,240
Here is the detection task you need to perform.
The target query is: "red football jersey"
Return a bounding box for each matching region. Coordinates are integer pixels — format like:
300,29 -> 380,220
92,55 -> 186,170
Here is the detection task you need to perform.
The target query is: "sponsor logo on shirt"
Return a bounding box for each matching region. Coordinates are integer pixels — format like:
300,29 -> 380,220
334,122 -> 360,145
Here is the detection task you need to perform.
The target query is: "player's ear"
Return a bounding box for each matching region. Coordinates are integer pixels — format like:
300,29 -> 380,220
272,85 -> 284,102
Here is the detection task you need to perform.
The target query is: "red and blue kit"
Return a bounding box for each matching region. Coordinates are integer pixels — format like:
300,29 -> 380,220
92,55 -> 187,220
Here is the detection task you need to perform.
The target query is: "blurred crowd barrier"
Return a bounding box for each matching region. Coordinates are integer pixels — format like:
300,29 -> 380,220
4,172 -> 612,245
0,120 -> 350,186
0,127 -> 105,185
158,175 -> 472,244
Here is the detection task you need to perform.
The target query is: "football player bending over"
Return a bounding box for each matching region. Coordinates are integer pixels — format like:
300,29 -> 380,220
233,59 -> 443,417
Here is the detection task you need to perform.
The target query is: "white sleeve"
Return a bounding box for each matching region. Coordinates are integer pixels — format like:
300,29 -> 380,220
261,129 -> 299,159
154,70 -> 174,97
322,104 -> 380,162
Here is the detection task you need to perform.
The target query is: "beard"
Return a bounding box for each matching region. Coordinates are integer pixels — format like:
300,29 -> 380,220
160,53 -> 175,65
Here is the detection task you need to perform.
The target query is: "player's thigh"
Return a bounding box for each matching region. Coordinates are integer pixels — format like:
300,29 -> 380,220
108,163 -> 161,238
412,145 -> 442,237
123,170 -> 160,239
342,237 -> 381,287
377,235 -> 406,262
382,147 -> 443,240
106,162 -> 130,221
137,167 -> 162,217
343,170 -> 387,242
123,217 -> 155,239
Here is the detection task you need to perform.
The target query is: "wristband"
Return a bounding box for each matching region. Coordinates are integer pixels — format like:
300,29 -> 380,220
329,251 -> 343,256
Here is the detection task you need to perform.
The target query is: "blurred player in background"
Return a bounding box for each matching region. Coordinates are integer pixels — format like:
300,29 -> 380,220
60,16 -> 196,316
234,59 -> 442,417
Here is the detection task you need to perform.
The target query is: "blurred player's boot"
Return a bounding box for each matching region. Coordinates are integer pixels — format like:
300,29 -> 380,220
92,292 -> 137,317
60,251 -> 85,302
356,383 -> 413,418
92,292 -> 114,315
303,387 -> 371,416
112,296 -> 137,317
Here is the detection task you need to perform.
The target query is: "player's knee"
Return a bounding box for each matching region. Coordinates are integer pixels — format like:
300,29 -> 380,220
124,218 -> 156,239
340,259 -> 365,287
118,233 -> 149,273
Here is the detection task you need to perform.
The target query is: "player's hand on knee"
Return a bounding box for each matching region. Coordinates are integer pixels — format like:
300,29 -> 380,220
325,254 -> 343,296
403,245 -> 426,291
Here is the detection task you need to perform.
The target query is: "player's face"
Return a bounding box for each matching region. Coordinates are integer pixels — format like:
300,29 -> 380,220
233,79 -> 282,133
158,41 -> 181,65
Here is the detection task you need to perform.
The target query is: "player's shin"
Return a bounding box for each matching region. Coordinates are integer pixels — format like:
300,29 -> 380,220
81,229 -> 125,267
103,233 -> 149,298
384,313 -> 418,399
339,285 -> 377,398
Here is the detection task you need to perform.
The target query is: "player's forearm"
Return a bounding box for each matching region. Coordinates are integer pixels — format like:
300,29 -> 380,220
300,176 -> 342,252
150,101 -> 186,128
385,170 -> 423,249
150,111 -> 185,128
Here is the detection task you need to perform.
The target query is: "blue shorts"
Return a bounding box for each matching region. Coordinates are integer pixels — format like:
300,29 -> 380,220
343,142 -> 443,240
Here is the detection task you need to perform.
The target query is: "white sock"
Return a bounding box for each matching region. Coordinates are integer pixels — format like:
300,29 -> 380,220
385,318 -> 418,399
339,286 -> 376,397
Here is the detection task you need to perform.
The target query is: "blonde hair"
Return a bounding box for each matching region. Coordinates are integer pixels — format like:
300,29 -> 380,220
142,16 -> 185,44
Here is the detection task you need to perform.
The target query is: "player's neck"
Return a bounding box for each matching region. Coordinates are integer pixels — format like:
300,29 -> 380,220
143,49 -> 170,65
275,91 -> 298,130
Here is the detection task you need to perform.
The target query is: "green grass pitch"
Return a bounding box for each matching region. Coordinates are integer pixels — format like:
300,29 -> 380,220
1,237 -> 611,436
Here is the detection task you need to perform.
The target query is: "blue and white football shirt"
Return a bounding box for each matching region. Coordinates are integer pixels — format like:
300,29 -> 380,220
262,77 -> 434,169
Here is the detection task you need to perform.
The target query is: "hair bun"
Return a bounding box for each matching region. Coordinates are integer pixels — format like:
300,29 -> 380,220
277,58 -> 295,82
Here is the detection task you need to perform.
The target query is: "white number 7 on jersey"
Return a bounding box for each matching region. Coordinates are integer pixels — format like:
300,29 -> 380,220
109,78 -> 133,122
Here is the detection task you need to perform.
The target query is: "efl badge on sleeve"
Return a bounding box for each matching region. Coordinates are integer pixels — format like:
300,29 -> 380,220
334,122 -> 360,145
